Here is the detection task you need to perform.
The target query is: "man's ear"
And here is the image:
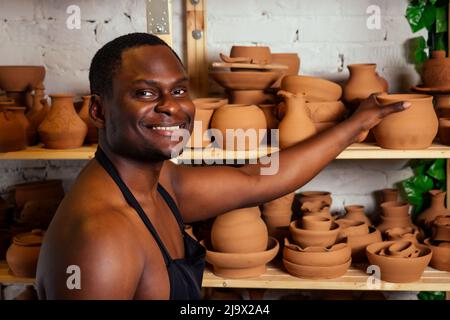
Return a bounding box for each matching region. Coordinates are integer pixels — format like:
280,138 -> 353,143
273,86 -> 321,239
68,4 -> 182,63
89,94 -> 105,129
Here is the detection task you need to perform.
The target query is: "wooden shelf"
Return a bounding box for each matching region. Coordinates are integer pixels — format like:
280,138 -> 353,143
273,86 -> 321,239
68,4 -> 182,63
0,261 -> 35,285
202,262 -> 450,292
2,143 -> 450,161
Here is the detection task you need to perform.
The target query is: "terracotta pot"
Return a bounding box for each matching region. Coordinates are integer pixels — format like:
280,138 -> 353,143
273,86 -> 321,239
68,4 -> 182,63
19,199 -> 60,229
78,95 -> 98,144
187,98 -> 227,148
26,83 -> 49,130
6,229 -> 44,277
0,66 -> 45,92
424,238 -> 450,271
7,106 -> 37,146
417,190 -> 449,229
14,179 -> 65,208
380,201 -> 410,218
336,219 -> 369,240
219,53 -> 251,64
302,207 -> 333,219
343,64 -> 387,108
281,75 -> 342,102
421,50 -> 450,88
373,94 -> 438,149
381,188 -> 399,203
0,107 -> 27,152
432,215 -> 450,241
230,46 -> 272,64
306,101 -> 346,123
385,240 -> 420,258
38,94 -> 88,149
289,220 -> 340,248
203,237 -> 279,278
283,258 -> 351,279
438,118 -> 450,146
259,104 -> 279,130
229,90 -> 275,105
211,207 -> 268,253
301,215 -> 332,231
385,226 -> 422,244
210,72 -> 281,90
277,91 -> 316,149
377,215 -> 415,234
261,192 -> 294,228
0,228 -> 12,260
210,104 -> 267,151
271,53 -> 300,88
346,226 -> 382,262
299,191 -> 332,205
366,241 -> 432,283
343,205 -> 372,225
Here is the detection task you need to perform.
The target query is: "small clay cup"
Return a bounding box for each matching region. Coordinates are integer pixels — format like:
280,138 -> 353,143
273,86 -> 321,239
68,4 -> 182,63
301,215 -> 332,231
289,220 -> 340,248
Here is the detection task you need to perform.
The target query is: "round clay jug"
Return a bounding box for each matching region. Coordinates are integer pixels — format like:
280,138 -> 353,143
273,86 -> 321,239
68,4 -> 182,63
78,95 -> 98,144
210,104 -> 267,151
417,190 -> 449,229
38,94 -> 88,149
421,50 -> 450,88
277,90 -> 316,149
211,207 -> 268,253
26,83 -> 49,130
6,229 -> 44,277
0,107 -> 27,152
373,94 -> 438,149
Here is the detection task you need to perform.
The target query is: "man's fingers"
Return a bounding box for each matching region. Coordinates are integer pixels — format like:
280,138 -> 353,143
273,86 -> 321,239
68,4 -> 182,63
379,101 -> 411,118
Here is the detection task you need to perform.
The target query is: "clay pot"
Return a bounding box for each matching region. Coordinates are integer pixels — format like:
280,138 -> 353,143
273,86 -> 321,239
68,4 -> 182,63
366,241 -> 432,283
301,215 -> 332,231
271,53 -> 301,88
6,229 -> 44,277
299,191 -> 332,207
211,207 -> 268,253
289,220 -> 340,248
343,64 -> 387,108
187,98 -> 228,148
343,205 -> 372,225
0,107 -> 27,152
229,90 -> 276,105
277,91 -> 316,149
385,226 -> 422,244
261,192 -> 294,228
377,216 -> 415,234
380,201 -> 410,218
306,101 -> 346,123
7,106 -> 37,145
302,207 -> 333,219
417,190 -> 449,229
203,237 -> 279,278
432,216 -> 450,241
346,226 -> 382,262
421,50 -> 450,88
230,46 -> 272,64
381,188 -> 399,203
281,75 -> 342,102
219,53 -> 251,64
0,228 -> 12,260
336,219 -> 369,240
210,104 -> 267,151
283,258 -> 351,279
26,83 -> 49,131
438,118 -> 450,146
259,104 -> 279,130
78,95 -> 98,144
424,238 -> 450,271
19,199 -> 60,229
283,239 -> 351,267
210,72 -> 281,90
373,94 -> 438,149
14,179 -> 65,208
384,240 -> 420,258
0,66 -> 45,92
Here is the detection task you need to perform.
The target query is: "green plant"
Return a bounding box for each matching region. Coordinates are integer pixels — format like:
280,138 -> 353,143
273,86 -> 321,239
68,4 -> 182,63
406,0 -> 449,63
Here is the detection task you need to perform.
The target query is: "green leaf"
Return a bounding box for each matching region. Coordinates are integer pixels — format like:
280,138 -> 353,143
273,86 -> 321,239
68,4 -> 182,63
429,0 -> 438,5
427,159 -> 446,181
435,32 -> 447,51
418,291 -> 445,300
435,6 -> 448,32
421,5 -> 437,30
415,49 -> 429,63
417,35 -> 427,49
406,3 -> 427,32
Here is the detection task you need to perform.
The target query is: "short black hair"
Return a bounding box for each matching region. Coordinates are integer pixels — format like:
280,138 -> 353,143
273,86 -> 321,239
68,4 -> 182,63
89,32 -> 183,98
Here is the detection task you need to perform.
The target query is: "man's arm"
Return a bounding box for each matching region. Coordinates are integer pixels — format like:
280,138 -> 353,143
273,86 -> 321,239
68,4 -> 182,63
169,95 -> 410,223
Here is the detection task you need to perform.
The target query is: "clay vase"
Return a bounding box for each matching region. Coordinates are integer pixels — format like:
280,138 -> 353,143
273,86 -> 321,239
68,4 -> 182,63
230,46 -> 272,64
6,229 -> 44,277
432,216 -> 450,241
187,98 -> 228,148
377,201 -> 414,233
211,207 -> 268,253
26,83 -> 49,130
346,226 -> 382,262
38,94 -> 88,149
299,191 -> 332,207
0,106 -> 27,152
417,190 -> 450,230
261,192 -> 295,228
209,104 -> 267,151
373,94 -> 438,149
439,118 -> 450,146
14,179 -> 65,209
9,106 -> 37,146
343,64 -> 387,110
421,50 -> 450,88
271,53 -> 301,88
277,90 -> 316,149
78,95 -> 98,144
424,238 -> 450,271
343,205 -> 372,225
381,188 -> 399,203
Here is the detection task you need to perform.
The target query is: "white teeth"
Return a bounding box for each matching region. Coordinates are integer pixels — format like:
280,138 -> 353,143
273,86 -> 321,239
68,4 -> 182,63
151,125 -> 181,130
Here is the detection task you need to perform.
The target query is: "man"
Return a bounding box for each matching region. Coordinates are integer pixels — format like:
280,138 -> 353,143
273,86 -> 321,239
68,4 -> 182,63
36,33 -> 409,299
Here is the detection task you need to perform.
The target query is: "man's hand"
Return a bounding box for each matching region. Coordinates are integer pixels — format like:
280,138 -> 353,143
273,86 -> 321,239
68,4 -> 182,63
349,93 -> 411,143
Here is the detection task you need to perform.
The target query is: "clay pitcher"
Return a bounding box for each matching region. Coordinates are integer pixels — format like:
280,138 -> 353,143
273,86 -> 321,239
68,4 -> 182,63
0,106 -> 27,152
78,95 -> 98,144
26,83 -> 49,130
277,90 -> 316,149
417,190 -> 450,229
38,94 -> 88,149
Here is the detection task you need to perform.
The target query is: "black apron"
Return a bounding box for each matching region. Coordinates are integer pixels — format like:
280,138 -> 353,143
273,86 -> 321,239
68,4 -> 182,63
95,147 -> 206,300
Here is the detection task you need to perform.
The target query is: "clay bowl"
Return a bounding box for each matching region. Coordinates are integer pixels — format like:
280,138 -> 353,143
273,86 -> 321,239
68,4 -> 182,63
380,201 -> 410,218
281,75 -> 342,102
283,239 -> 351,267
432,215 -> 450,241
283,258 -> 351,279
439,118 -> 450,145
424,238 -> 450,271
306,101 -> 346,122
230,46 -> 272,64
271,53 -> 300,75
14,180 -> 65,209
315,121 -> 338,133
385,240 -> 421,258
366,241 -> 432,283
0,66 -> 45,92
289,220 -> 340,248
229,90 -> 276,105
301,215 -> 332,231
346,226 -> 382,262
299,191 -> 332,206
385,226 -> 422,243
202,237 -> 279,279
210,71 -> 281,90
336,219 -> 369,241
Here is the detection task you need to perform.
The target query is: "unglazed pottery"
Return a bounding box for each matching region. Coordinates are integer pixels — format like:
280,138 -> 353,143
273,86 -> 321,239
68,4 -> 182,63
343,205 -> 371,225
0,66 -> 45,92
381,188 -> 399,203
439,118 -> 450,145
385,226 -> 422,243
380,201 -> 410,218
230,46 -> 272,64
229,90 -> 276,105
219,53 -> 252,64
7,106 -> 36,146
424,238 -> 450,271
366,241 -> 432,283
259,104 -> 279,130
301,215 -> 332,231
289,220 -> 340,248
385,241 -> 420,258
305,101 -> 346,123
336,219 -> 369,240
203,237 -> 279,278
283,258 -> 351,279
417,190 -> 449,229
271,53 -> 300,87
277,90 -> 316,149
26,83 -> 49,130
210,71 -> 281,90
281,75 -> 342,102
432,216 -> 450,241
211,207 -> 268,253
346,226 -> 382,262
19,199 -> 60,229
14,180 -> 65,208
299,191 -> 332,207
261,192 -> 294,228
78,95 -> 98,144
373,94 -> 438,149
38,94 -> 88,149
210,104 -> 267,151
421,50 -> 450,88
6,229 -> 44,277
0,107 -> 27,152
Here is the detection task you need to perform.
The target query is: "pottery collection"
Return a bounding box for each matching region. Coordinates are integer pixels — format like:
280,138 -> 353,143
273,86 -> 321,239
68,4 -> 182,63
377,201 -> 415,233
417,190 -> 449,231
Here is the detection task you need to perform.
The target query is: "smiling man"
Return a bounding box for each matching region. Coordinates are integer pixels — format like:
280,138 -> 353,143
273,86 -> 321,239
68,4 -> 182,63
36,33 -> 409,300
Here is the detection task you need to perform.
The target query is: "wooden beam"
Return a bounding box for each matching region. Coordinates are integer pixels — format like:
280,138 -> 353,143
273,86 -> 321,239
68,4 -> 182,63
186,0 -> 209,98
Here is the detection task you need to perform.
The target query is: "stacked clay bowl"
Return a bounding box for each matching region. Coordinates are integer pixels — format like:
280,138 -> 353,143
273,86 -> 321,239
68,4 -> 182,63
336,219 -> 382,262
204,207 -> 279,278
366,240 -> 432,283
299,191 -> 333,218
289,216 -> 340,248
377,201 -> 415,234
261,192 -> 295,229
424,215 -> 450,271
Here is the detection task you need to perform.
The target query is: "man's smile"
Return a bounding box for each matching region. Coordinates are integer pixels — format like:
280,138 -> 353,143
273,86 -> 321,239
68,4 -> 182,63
141,122 -> 189,137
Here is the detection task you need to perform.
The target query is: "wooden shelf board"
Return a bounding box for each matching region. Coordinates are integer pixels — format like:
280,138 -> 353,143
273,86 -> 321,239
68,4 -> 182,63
0,261 -> 35,285
0,145 -> 97,160
202,262 -> 450,291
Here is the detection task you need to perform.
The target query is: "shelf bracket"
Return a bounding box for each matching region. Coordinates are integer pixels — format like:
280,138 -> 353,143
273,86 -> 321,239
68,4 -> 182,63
146,0 -> 173,47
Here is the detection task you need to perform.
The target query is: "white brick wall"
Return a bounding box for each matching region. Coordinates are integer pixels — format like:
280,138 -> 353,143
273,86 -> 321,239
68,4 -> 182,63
0,0 -> 422,216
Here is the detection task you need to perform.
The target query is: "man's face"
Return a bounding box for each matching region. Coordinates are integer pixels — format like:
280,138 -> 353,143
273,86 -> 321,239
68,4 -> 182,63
103,45 -> 194,161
